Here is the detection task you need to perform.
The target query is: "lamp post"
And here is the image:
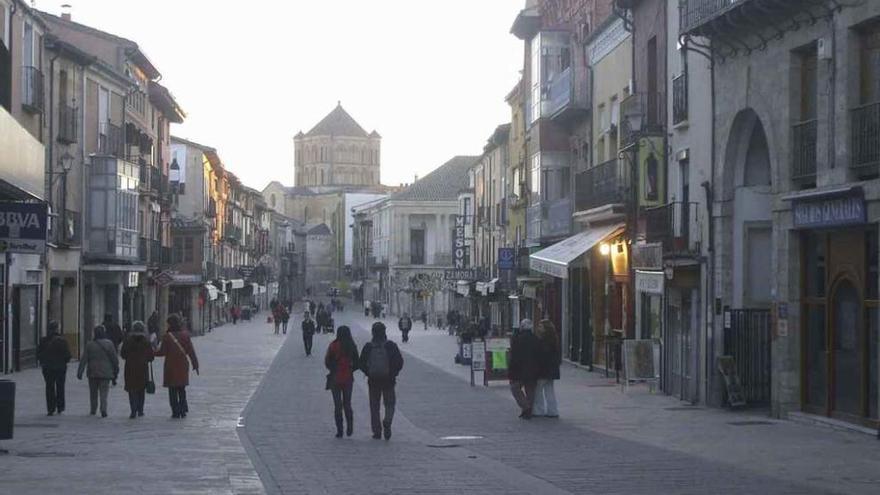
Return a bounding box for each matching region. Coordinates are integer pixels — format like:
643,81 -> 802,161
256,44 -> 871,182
49,151 -> 74,244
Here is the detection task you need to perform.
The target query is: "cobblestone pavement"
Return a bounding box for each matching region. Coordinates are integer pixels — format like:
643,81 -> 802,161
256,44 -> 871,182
0,315 -> 281,495
242,308 -> 880,495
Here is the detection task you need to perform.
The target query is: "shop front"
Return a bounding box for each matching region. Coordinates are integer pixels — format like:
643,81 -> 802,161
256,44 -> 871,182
793,189 -> 878,427
529,223 -> 625,367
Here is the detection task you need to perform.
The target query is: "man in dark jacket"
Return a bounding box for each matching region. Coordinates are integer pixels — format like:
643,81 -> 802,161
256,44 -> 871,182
37,321 -> 72,416
508,319 -> 540,419
398,313 -> 413,343
103,314 -> 124,349
301,312 -> 317,356
359,322 -> 404,440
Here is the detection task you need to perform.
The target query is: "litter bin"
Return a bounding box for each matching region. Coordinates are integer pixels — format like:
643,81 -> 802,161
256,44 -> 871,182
0,380 -> 15,440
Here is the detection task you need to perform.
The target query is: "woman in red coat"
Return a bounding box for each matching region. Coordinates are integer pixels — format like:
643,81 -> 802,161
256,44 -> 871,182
324,325 -> 359,438
120,321 -> 154,419
155,314 -> 199,419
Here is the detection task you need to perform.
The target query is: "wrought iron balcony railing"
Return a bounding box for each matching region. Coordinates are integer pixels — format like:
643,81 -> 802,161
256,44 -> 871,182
575,159 -> 630,212
672,73 -> 688,126
644,201 -> 702,255
851,101 -> 880,171
791,119 -> 817,181
98,122 -> 124,157
58,104 -> 77,143
21,66 -> 44,112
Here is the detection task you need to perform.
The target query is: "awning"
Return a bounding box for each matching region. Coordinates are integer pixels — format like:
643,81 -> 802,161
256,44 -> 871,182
529,223 -> 624,279
228,279 -> 245,290
204,284 -> 218,301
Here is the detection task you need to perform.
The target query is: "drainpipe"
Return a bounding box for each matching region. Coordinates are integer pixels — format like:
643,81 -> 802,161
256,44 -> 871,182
701,50 -> 717,408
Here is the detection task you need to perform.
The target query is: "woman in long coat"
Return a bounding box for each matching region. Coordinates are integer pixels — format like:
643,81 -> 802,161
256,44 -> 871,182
120,321 -> 154,419
155,314 -> 199,419
534,319 -> 561,418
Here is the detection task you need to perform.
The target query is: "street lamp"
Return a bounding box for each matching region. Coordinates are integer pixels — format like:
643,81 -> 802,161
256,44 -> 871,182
50,151 -> 75,244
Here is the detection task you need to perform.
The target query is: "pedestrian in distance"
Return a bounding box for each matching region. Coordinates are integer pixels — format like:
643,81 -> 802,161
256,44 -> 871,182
533,319 -> 561,418
309,300 -> 317,318
302,311 -> 317,356
77,325 -> 119,418
155,314 -> 199,419
37,321 -> 71,416
420,310 -> 428,331
398,313 -> 413,343
272,303 -> 283,335
508,319 -> 540,420
324,325 -> 360,438
103,313 -> 124,350
230,305 -> 239,325
147,310 -> 160,337
364,299 -> 370,317
281,306 -> 290,335
120,321 -> 155,419
359,322 -> 404,440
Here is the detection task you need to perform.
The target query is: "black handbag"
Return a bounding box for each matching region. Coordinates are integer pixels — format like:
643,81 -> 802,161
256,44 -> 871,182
325,372 -> 334,390
145,362 -> 156,394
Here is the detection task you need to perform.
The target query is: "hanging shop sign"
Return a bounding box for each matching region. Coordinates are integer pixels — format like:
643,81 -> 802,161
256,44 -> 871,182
497,247 -> 515,270
0,201 -> 48,254
792,190 -> 865,229
444,267 -> 483,281
127,272 -> 139,288
453,215 -> 467,269
635,270 -> 665,295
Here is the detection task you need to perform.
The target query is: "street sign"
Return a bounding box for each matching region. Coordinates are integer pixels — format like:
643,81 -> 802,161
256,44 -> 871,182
153,271 -> 174,287
497,247 -> 515,270
239,265 -> 255,278
0,202 -> 48,254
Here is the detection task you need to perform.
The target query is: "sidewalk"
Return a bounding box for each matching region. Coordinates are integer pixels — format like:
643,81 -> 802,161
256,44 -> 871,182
0,316 -> 283,495
348,309 -> 880,495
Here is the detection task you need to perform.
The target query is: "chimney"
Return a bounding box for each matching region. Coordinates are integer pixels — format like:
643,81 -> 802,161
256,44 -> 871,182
61,4 -> 72,21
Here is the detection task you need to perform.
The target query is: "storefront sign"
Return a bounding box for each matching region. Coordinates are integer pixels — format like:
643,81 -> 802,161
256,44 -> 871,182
635,270 -> 664,295
127,272 -> 139,288
632,243 -> 663,270
471,341 -> 486,372
793,192 -> 865,229
238,265 -> 255,278
0,201 -> 48,254
444,268 -> 483,281
497,247 -> 515,270
453,215 -> 467,269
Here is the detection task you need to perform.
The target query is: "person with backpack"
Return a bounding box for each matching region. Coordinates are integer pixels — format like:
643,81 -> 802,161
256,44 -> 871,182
324,325 -> 359,438
398,313 -> 413,343
37,321 -> 72,416
77,326 -> 119,417
302,311 -> 317,356
358,322 -> 404,440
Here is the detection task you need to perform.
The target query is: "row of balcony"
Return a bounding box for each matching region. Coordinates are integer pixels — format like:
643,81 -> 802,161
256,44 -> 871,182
791,102 -> 880,181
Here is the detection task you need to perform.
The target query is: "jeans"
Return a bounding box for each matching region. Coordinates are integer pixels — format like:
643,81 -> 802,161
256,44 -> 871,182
303,334 -> 313,355
88,378 -> 110,415
401,330 -> 410,343
274,322 -> 281,334
128,389 -> 146,415
509,380 -> 536,413
331,383 -> 353,433
169,386 -> 188,416
282,322 -> 288,334
368,381 -> 396,436
533,379 -> 559,416
42,367 -> 66,413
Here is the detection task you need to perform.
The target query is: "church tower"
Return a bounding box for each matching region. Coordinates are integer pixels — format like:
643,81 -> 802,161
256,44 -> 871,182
293,102 -> 381,188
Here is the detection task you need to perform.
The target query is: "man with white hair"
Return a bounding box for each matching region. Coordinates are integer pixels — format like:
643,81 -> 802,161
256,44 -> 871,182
508,318 -> 540,419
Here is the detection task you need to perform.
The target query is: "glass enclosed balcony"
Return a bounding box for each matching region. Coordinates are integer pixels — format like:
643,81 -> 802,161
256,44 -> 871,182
87,156 -> 140,261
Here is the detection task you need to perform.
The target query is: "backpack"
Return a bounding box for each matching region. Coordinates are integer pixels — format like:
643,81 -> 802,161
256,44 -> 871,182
368,342 -> 390,380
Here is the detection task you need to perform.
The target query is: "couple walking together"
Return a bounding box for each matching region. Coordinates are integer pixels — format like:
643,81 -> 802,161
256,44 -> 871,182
509,318 -> 561,419
324,322 -> 404,440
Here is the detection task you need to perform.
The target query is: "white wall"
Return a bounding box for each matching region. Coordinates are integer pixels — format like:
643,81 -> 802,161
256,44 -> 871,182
344,193 -> 387,265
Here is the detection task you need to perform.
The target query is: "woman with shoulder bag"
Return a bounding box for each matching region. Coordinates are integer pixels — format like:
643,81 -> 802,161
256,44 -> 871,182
155,314 -> 199,419
120,321 -> 155,419
324,325 -> 359,438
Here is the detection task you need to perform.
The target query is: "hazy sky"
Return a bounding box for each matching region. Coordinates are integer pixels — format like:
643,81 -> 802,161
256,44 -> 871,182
37,0 -> 525,190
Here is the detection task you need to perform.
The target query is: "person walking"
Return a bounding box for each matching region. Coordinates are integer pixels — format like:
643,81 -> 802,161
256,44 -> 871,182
230,305 -> 239,325
103,314 -> 124,350
324,325 -> 359,438
272,303 -> 283,335
302,311 -> 317,356
359,322 -> 404,440
398,313 -> 413,343
281,306 -> 290,335
309,300 -> 317,317
419,310 -> 428,331
120,321 -> 154,419
77,326 -> 119,418
508,319 -> 540,419
147,310 -> 160,337
533,319 -> 561,418
155,314 -> 199,419
36,321 -> 71,416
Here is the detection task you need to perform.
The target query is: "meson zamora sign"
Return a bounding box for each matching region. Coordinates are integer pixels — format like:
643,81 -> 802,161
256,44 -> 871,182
0,202 -> 48,254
